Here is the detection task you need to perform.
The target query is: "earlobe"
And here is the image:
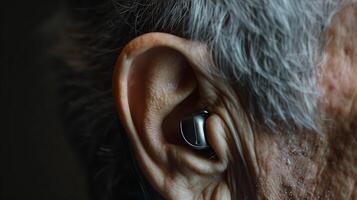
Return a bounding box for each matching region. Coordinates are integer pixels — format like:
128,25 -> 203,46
113,32 -> 230,199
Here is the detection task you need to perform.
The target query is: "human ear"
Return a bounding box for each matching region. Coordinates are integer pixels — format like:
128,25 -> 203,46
113,33 -> 231,199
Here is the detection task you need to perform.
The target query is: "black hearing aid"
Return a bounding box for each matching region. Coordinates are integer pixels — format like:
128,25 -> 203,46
180,110 -> 210,150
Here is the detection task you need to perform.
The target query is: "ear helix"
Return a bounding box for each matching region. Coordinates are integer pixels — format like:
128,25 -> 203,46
180,110 -> 210,150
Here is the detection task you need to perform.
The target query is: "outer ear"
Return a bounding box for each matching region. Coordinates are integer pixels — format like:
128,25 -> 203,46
113,33 -> 230,199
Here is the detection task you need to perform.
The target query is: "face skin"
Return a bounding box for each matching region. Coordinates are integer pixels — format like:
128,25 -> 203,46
113,4 -> 357,200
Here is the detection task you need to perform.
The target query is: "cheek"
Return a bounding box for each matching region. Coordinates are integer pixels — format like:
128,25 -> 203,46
319,4 -> 357,122
254,133 -> 290,198
320,56 -> 357,121
253,131 -> 324,199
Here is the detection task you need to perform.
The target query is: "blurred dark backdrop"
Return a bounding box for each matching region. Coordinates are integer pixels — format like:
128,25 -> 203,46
1,1 -> 89,200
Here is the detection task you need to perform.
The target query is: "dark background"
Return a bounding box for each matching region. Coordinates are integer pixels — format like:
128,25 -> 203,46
1,1 -> 89,199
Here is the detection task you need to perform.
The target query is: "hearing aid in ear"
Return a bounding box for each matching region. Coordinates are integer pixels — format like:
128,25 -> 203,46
180,110 -> 210,150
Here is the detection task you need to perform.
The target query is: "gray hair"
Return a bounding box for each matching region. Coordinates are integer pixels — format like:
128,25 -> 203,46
111,0 -> 340,131
149,0 -> 342,131
54,0 -> 343,199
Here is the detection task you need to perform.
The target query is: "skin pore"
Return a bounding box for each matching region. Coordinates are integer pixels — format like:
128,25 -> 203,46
113,4 -> 357,200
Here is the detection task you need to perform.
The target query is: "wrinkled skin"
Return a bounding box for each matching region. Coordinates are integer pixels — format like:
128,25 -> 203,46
247,5 -> 357,199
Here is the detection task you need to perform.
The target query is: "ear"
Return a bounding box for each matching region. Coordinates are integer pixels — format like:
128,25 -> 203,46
113,33 -> 231,199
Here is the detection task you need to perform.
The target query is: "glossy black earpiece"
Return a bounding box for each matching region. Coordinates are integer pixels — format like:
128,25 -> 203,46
179,110 -> 210,150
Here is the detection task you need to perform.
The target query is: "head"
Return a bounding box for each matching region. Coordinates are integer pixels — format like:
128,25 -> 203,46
53,0 -> 357,199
